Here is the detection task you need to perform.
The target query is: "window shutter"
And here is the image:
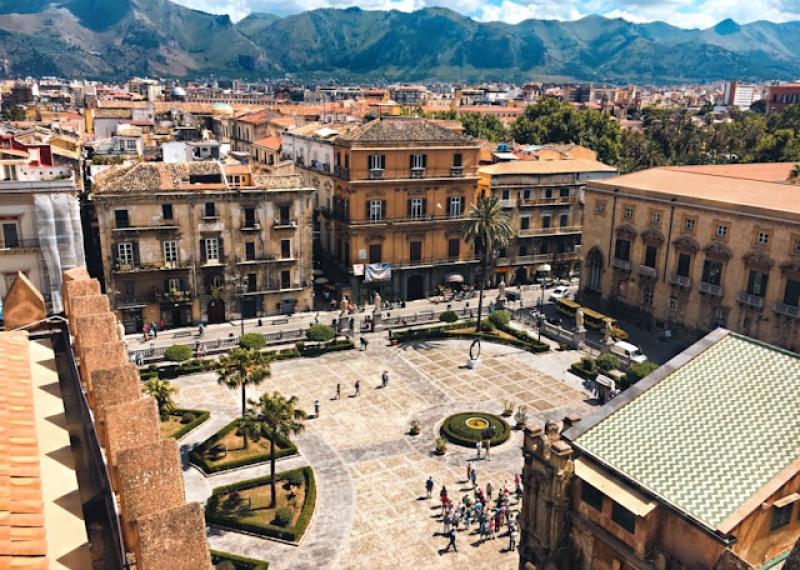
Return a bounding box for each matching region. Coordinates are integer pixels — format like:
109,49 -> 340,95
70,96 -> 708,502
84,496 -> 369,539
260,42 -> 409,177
163,279 -> 170,292
446,197 -> 451,213
409,154 -> 414,170
422,154 -> 427,168
379,154 -> 385,169
366,200 -> 371,219
407,199 -> 412,216
218,237 -> 225,260
381,200 -> 387,220
368,154 -> 373,170
200,239 -> 206,260
132,242 -> 140,265
421,199 -> 427,215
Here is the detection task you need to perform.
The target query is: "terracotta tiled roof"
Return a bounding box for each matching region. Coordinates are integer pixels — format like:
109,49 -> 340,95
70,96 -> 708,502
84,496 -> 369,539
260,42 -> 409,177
0,330 -> 48,568
236,110 -> 273,125
93,161 -> 222,194
336,117 -> 474,145
253,135 -> 281,150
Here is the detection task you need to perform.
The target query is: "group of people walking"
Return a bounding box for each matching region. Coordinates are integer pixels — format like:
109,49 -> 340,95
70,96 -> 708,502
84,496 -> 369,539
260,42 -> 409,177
427,464 -> 523,555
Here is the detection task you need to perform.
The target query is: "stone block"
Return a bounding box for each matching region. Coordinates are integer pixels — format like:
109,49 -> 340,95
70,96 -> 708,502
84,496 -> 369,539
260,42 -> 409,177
104,398 -> 160,490
80,341 -> 129,401
67,294 -> 110,333
74,313 -> 118,354
3,272 -> 46,331
62,267 -> 90,283
91,363 -> 141,445
62,278 -> 100,318
134,503 -> 212,570
117,439 -> 185,552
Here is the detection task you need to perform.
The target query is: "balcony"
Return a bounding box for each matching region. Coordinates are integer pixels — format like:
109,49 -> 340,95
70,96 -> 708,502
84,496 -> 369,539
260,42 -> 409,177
0,238 -> 39,251
235,255 -> 296,265
154,290 -> 193,303
393,256 -> 480,269
699,281 -> 723,297
668,273 -> 692,289
112,260 -> 191,274
243,281 -> 303,295
519,225 -> 582,237
737,292 -> 765,310
773,302 -> 800,318
273,219 -> 297,230
240,222 -> 261,231
520,197 -> 574,207
637,265 -> 658,279
451,166 -> 464,177
334,166 -> 350,179
348,213 -> 465,227
611,257 -> 631,271
112,223 -> 179,234
410,168 -> 426,179
200,255 -> 226,267
368,169 -> 384,180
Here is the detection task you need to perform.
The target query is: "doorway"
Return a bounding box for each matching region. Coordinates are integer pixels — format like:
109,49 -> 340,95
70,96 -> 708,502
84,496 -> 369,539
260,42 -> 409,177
242,298 -> 258,319
207,299 -> 226,323
406,274 -> 425,300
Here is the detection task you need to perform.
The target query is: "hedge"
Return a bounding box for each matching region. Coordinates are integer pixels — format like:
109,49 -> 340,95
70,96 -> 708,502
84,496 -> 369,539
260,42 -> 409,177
621,361 -> 659,389
139,359 -> 218,381
439,310 -> 459,323
595,353 -> 620,373
440,412 -> 511,447
306,324 -> 335,342
569,360 -> 598,381
205,466 -> 316,543
210,550 -> 269,570
239,333 -> 266,350
299,338 -> 354,357
488,310 -> 511,327
390,320 -> 549,354
188,419 -> 298,474
167,408 -> 210,440
164,344 -> 193,362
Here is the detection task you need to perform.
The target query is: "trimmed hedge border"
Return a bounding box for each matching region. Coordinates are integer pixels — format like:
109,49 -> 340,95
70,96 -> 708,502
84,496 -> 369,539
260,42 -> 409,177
390,320 -> 549,354
210,550 -> 269,570
166,408 -> 210,440
188,419 -> 298,474
440,412 -> 511,448
569,362 -> 598,381
205,466 -> 317,543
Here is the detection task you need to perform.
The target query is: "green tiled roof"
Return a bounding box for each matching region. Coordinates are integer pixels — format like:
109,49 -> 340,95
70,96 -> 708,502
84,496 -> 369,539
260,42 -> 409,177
575,333 -> 800,530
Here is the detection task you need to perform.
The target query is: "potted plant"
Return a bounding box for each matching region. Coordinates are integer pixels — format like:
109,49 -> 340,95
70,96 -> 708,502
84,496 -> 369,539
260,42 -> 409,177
502,400 -> 514,417
514,405 -> 528,430
434,436 -> 448,455
409,419 -> 421,436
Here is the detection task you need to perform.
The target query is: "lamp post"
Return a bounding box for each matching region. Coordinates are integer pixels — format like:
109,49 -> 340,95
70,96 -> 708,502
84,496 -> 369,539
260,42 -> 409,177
229,274 -> 248,337
537,263 -> 551,342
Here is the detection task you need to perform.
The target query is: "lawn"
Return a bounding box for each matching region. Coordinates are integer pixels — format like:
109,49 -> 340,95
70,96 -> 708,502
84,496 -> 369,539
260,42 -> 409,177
218,479 -> 305,527
159,409 -> 210,440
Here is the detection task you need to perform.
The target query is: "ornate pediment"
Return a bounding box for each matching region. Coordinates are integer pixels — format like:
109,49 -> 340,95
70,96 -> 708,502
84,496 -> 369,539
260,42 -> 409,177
615,224 -> 637,240
672,235 -> 700,255
703,242 -> 733,261
641,228 -> 665,246
743,250 -> 774,269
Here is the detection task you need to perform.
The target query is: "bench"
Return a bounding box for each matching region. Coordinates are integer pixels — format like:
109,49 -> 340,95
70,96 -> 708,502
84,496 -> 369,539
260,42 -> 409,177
172,330 -> 193,338
271,318 -> 290,326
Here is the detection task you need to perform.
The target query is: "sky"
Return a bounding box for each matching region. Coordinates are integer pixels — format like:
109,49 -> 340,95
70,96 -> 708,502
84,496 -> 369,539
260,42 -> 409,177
172,0 -> 800,28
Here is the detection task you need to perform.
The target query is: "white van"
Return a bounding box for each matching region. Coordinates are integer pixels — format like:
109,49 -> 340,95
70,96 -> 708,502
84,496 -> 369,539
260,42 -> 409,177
611,341 -> 648,365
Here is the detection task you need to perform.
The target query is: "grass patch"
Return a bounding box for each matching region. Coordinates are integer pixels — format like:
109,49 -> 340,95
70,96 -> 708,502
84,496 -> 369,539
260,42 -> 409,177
440,412 -> 511,447
189,419 -> 297,474
210,550 -> 269,570
160,408 -> 210,439
390,320 -> 549,354
205,467 -> 316,543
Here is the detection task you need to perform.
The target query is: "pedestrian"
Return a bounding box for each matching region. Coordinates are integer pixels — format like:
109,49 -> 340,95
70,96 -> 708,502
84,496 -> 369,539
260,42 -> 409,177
466,462 -> 473,482
470,467 -> 477,488
314,312 -> 320,325
494,511 -> 503,538
462,493 -> 472,509
359,335 -> 366,350
443,510 -> 451,534
150,322 -> 158,339
335,383 -> 341,400
486,481 -> 493,502
514,473 -> 521,488
485,439 -> 491,462
142,323 -> 149,342
314,399 -> 321,418
476,439 -> 482,460
363,336 -> 369,351
381,370 -> 389,388
509,526 -> 517,551
159,318 -> 166,331
349,317 -> 355,331
354,380 -> 360,397
444,527 -> 457,552
198,322 -> 205,337
464,506 -> 472,530
425,476 -> 434,499
488,515 -> 496,540
478,512 -> 488,542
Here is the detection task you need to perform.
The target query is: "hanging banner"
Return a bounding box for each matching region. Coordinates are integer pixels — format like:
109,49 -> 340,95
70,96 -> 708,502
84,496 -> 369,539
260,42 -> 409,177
364,263 -> 392,283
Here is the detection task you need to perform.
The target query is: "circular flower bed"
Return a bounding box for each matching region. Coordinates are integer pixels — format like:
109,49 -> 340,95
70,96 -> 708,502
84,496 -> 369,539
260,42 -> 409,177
440,412 -> 511,448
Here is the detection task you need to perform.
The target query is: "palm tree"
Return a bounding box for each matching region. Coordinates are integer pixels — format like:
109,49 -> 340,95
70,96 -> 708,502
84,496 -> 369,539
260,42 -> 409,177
142,378 -> 178,419
462,194 -> 513,338
217,348 -> 271,446
246,392 -> 307,507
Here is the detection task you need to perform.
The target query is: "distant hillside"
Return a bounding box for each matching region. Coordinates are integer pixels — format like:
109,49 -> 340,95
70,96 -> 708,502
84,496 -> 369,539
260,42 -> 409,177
0,1 -> 799,83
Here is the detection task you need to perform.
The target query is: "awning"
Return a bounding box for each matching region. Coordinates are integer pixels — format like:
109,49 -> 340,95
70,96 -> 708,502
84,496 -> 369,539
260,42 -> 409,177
575,457 -> 657,517
445,273 -> 464,284
773,493 -> 800,509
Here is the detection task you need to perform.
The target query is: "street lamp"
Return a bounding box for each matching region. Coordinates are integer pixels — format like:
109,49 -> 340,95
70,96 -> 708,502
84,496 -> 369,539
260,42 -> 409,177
536,263 -> 551,342
229,274 -> 248,337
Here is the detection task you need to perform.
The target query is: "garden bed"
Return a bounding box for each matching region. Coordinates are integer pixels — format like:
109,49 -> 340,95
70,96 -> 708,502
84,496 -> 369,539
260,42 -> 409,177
440,412 -> 511,447
160,408 -> 210,440
205,467 -> 316,543
189,419 -> 297,474
210,550 -> 269,570
390,320 -> 549,354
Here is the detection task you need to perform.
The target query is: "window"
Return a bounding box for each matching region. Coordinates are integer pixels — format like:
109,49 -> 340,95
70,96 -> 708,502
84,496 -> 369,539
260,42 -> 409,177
580,482 -> 604,511
409,241 -> 422,262
559,213 -> 569,227
594,200 -> 606,214
518,245 -> 528,257
368,154 -> 385,171
643,285 -> 654,306
162,204 -> 173,220
117,242 -> 133,265
502,189 -> 510,201
369,244 -> 382,264
545,188 -> 553,199
611,502 -> 636,534
245,242 -> 256,261
542,215 -> 552,229
409,198 -> 426,219
702,260 -> 723,285
114,209 -> 130,228
368,200 -> 385,222
204,202 -> 216,218
453,153 -> 463,167
167,278 -> 181,292
520,217 -> 530,230
716,224 -> 728,239
204,237 -> 219,261
244,207 -> 256,227
448,239 -> 460,258
771,505 -> 793,531
1,222 -> 19,248
614,239 -> 631,262
676,253 -> 692,277
623,206 -> 634,221
747,270 -> 769,297
246,273 -> 257,291
447,196 -> 463,218
280,270 -> 291,289
279,206 -> 291,225
410,153 -> 427,171
784,278 -> 800,307
280,239 -> 291,259
713,307 -> 727,328
794,239 -> 800,255
163,240 -> 177,263
644,245 -> 657,268
586,250 -> 603,291
559,188 -> 570,198
756,231 -> 770,246
684,217 -> 696,232
650,211 -> 662,225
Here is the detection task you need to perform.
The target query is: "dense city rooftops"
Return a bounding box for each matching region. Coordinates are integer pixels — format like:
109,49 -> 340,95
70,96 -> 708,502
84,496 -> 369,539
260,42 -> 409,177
336,116 -> 476,145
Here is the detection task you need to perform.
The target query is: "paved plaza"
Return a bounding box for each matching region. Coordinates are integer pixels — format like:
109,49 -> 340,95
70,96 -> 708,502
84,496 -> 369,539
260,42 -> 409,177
174,338 -> 595,570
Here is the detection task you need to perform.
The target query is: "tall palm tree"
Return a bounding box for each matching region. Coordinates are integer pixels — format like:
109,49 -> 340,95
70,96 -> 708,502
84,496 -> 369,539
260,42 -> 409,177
142,378 -> 178,419
217,347 -> 271,446
246,392 -> 307,507
462,194 -> 513,338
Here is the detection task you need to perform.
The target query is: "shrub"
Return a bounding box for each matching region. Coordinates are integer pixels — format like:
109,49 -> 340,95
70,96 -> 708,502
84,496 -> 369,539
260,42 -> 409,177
578,357 -> 595,371
164,344 -> 192,362
439,310 -> 458,323
273,508 -> 293,527
189,419 -> 298,473
284,471 -> 304,487
570,358 -> 598,381
489,310 -> 511,327
239,333 -> 266,350
305,324 -> 335,343
409,419 -> 421,435
514,405 -> 528,428
596,353 -> 621,373
169,409 -> 210,439
435,437 -> 448,455
440,412 -> 511,447
181,412 -> 196,424
210,551 -> 269,570
624,361 -> 659,387
216,562 -> 236,570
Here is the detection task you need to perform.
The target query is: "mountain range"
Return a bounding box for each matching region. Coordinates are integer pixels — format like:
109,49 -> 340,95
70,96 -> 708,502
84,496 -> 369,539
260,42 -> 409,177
1,0 -> 800,84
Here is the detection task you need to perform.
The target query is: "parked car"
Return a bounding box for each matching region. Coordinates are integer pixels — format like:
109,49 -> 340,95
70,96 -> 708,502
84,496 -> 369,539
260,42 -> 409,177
549,286 -> 571,302
610,341 -> 648,366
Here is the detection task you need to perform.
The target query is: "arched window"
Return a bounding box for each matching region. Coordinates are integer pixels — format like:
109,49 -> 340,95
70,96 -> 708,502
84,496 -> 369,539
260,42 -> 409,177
586,249 -> 604,291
